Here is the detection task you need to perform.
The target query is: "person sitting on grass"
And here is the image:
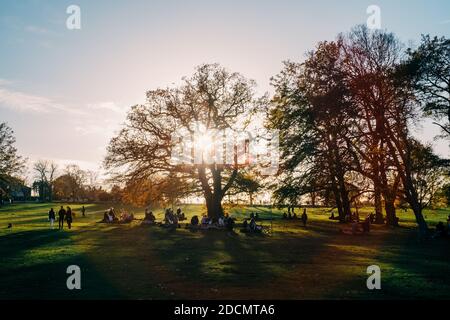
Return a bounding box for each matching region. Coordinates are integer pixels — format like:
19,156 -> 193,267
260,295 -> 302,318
225,216 -> 235,231
101,211 -> 110,223
241,219 -> 249,232
283,212 -> 288,219
173,214 -> 180,228
218,216 -> 225,228
162,208 -> 178,228
176,207 -> 186,221
190,215 -> 199,227
119,211 -> 134,223
201,215 -> 210,228
164,208 -> 173,225
109,208 -> 118,222
142,210 -> 156,225
249,217 -> 263,233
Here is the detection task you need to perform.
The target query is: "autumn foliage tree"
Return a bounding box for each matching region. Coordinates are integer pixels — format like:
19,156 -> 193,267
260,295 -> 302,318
105,64 -> 264,220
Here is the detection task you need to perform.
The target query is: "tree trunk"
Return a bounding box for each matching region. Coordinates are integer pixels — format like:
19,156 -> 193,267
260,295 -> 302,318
310,192 -> 316,207
384,198 -> 397,226
198,165 -> 237,221
205,193 -> 224,221
330,178 -> 345,222
373,179 -> 384,224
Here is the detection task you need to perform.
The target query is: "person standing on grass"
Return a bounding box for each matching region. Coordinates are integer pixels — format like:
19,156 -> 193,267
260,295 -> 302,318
81,205 -> 86,217
48,208 -> 56,229
66,206 -> 73,229
58,206 -> 66,230
301,208 -> 308,227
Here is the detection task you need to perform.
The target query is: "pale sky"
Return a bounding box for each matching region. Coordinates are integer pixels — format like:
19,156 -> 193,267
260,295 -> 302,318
0,0 -> 449,184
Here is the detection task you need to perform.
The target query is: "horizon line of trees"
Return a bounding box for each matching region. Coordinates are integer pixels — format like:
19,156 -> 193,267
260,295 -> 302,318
103,25 -> 449,234
1,25 -> 449,235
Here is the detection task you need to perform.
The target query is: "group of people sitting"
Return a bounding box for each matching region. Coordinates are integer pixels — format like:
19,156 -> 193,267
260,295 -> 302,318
241,216 -> 263,233
283,208 -> 308,226
331,211 -> 399,227
189,213 -> 235,231
163,208 -> 184,228
141,207 -> 186,228
101,207 -> 134,224
340,214 -> 371,235
142,209 -> 156,224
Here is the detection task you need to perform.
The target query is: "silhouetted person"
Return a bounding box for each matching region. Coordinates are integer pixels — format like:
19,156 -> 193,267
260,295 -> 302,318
48,208 -> 56,229
191,215 -> 199,226
362,217 -> 370,234
242,219 -> 249,231
58,206 -> 66,230
66,206 -> 73,229
225,216 -> 235,231
81,206 -> 86,217
143,210 -> 156,224
301,209 -> 308,227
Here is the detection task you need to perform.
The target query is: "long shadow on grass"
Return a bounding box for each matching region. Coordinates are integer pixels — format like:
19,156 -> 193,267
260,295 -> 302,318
0,229 -> 72,258
321,227 -> 450,299
132,223 -> 334,298
76,222 -> 334,299
0,229 -> 123,299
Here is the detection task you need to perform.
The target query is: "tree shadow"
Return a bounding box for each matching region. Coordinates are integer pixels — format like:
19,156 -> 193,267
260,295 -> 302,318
0,228 -> 123,299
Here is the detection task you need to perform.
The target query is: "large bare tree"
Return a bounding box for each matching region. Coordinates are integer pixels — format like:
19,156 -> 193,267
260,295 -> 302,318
105,64 -> 264,220
33,160 -> 58,201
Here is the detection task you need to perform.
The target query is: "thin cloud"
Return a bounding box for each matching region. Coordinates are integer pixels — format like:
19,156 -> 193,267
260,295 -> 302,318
0,86 -> 85,115
87,102 -> 126,114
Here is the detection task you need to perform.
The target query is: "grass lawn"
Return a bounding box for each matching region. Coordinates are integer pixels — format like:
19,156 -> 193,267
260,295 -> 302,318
0,202 -> 449,299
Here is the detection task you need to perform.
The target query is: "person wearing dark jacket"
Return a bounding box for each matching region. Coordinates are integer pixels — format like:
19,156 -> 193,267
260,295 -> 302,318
48,208 -> 56,229
301,209 -> 308,227
66,206 -> 73,229
58,206 -> 66,230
